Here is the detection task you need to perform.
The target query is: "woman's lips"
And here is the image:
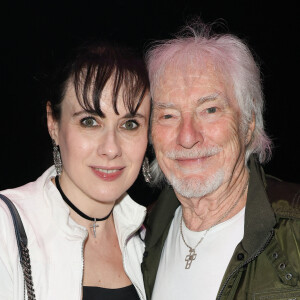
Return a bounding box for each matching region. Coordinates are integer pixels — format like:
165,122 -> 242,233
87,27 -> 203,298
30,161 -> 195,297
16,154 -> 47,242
91,166 -> 125,181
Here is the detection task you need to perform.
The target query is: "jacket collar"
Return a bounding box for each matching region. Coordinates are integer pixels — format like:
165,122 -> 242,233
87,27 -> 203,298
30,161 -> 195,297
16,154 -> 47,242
145,155 -> 276,254
113,194 -> 147,248
145,186 -> 180,249
242,156 -> 276,254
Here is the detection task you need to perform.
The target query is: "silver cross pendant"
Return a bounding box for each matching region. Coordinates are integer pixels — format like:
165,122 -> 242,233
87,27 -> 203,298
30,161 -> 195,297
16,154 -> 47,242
90,219 -> 99,238
185,248 -> 197,269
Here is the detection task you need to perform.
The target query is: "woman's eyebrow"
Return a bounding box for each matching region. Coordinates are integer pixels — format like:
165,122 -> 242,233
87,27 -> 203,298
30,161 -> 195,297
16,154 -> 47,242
123,113 -> 146,119
72,110 -> 98,117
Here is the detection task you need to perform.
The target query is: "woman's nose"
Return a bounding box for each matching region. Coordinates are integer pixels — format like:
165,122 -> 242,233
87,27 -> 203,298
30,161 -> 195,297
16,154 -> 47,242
97,130 -> 122,159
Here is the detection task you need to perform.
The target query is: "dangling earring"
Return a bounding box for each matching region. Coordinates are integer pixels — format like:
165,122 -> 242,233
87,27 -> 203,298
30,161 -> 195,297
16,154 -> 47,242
52,139 -> 62,175
142,157 -> 152,183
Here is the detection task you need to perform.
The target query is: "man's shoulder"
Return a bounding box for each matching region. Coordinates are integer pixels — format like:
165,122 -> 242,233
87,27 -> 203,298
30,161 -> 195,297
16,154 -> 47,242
266,175 -> 300,219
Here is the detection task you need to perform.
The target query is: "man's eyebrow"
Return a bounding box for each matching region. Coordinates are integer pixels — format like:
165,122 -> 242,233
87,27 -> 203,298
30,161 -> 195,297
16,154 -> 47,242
196,93 -> 220,105
153,102 -> 176,109
153,94 -> 223,109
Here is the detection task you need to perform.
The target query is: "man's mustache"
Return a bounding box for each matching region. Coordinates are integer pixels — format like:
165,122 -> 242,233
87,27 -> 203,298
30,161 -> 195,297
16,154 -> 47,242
166,146 -> 222,159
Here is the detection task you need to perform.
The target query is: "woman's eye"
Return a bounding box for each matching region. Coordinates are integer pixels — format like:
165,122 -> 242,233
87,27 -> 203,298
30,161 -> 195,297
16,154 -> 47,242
80,117 -> 98,127
206,107 -> 217,114
122,120 -> 139,130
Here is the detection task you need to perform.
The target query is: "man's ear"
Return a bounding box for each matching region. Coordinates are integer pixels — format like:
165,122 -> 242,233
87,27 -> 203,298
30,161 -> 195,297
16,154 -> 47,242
246,113 -> 255,145
46,102 -> 59,144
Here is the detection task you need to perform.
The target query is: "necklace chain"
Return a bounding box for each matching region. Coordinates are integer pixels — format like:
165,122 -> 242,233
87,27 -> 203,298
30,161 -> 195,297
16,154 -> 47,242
180,182 -> 248,269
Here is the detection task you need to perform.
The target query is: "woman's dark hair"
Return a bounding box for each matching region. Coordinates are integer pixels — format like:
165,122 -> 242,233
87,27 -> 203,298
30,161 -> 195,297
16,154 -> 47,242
49,41 -> 149,120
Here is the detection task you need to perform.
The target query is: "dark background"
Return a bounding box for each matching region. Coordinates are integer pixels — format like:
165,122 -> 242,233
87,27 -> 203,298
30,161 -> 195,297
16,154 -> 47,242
0,0 -> 299,205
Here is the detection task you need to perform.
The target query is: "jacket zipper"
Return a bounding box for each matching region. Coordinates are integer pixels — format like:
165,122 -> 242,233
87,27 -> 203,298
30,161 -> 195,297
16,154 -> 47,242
122,248 -> 145,300
80,230 -> 88,299
216,230 -> 274,300
122,219 -> 146,300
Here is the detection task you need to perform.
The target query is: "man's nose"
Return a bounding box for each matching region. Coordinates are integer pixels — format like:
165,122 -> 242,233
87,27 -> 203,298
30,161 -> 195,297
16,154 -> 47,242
97,130 -> 122,159
176,115 -> 204,148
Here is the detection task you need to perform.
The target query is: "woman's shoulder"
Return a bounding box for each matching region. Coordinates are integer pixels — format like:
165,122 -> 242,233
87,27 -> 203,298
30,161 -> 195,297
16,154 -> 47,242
0,166 -> 56,211
0,167 -> 57,247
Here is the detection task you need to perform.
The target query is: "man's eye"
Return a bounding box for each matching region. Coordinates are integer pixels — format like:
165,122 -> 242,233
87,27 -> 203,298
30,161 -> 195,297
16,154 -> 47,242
80,117 -> 98,127
122,120 -> 139,130
206,107 -> 217,114
163,114 -> 173,119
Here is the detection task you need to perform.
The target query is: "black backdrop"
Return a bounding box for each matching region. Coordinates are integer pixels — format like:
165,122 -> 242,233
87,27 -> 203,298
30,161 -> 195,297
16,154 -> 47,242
0,0 -> 299,205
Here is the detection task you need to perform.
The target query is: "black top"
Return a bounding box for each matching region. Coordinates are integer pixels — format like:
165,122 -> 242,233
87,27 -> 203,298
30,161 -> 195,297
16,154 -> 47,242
82,285 -> 140,300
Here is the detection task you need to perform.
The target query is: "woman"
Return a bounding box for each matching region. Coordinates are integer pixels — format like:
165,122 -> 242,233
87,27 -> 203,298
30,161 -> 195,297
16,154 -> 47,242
0,42 -> 151,299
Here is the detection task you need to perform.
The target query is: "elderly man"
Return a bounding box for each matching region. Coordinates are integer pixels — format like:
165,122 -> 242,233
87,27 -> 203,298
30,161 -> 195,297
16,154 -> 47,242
141,21 -> 300,299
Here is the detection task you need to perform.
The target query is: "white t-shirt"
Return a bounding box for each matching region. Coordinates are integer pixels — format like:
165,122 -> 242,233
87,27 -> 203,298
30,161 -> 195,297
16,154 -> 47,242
151,206 -> 245,300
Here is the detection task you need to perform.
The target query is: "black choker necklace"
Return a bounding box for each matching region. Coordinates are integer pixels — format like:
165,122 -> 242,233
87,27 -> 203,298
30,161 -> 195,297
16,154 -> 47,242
55,176 -> 113,238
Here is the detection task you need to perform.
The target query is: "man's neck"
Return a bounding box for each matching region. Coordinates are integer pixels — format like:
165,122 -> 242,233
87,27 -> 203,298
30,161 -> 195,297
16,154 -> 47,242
178,169 -> 249,231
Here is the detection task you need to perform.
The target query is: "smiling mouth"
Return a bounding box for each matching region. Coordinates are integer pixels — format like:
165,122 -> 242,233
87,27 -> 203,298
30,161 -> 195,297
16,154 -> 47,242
91,166 -> 125,181
173,155 -> 215,171
176,156 -> 210,161
174,153 -> 216,163
175,157 -> 208,165
94,168 -> 122,174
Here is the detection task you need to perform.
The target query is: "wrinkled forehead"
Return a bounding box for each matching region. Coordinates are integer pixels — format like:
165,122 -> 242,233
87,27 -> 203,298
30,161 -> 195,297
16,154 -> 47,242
152,59 -> 234,103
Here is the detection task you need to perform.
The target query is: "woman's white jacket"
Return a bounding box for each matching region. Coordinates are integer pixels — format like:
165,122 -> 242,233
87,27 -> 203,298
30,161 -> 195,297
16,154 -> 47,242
0,167 -> 147,300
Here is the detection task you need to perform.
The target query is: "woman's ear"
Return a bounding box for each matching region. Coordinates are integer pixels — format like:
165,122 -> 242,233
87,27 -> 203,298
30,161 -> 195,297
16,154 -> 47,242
46,102 -> 59,144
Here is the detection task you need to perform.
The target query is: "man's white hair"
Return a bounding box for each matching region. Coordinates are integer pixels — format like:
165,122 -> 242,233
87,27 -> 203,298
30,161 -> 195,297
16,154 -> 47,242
146,19 -> 272,187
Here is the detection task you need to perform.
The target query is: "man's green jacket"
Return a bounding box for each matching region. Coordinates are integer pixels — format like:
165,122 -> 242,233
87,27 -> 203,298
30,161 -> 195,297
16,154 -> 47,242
142,156 -> 300,299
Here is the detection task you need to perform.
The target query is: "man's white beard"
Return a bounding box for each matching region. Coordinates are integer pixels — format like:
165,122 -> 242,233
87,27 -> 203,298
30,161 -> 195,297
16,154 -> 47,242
167,169 -> 224,199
